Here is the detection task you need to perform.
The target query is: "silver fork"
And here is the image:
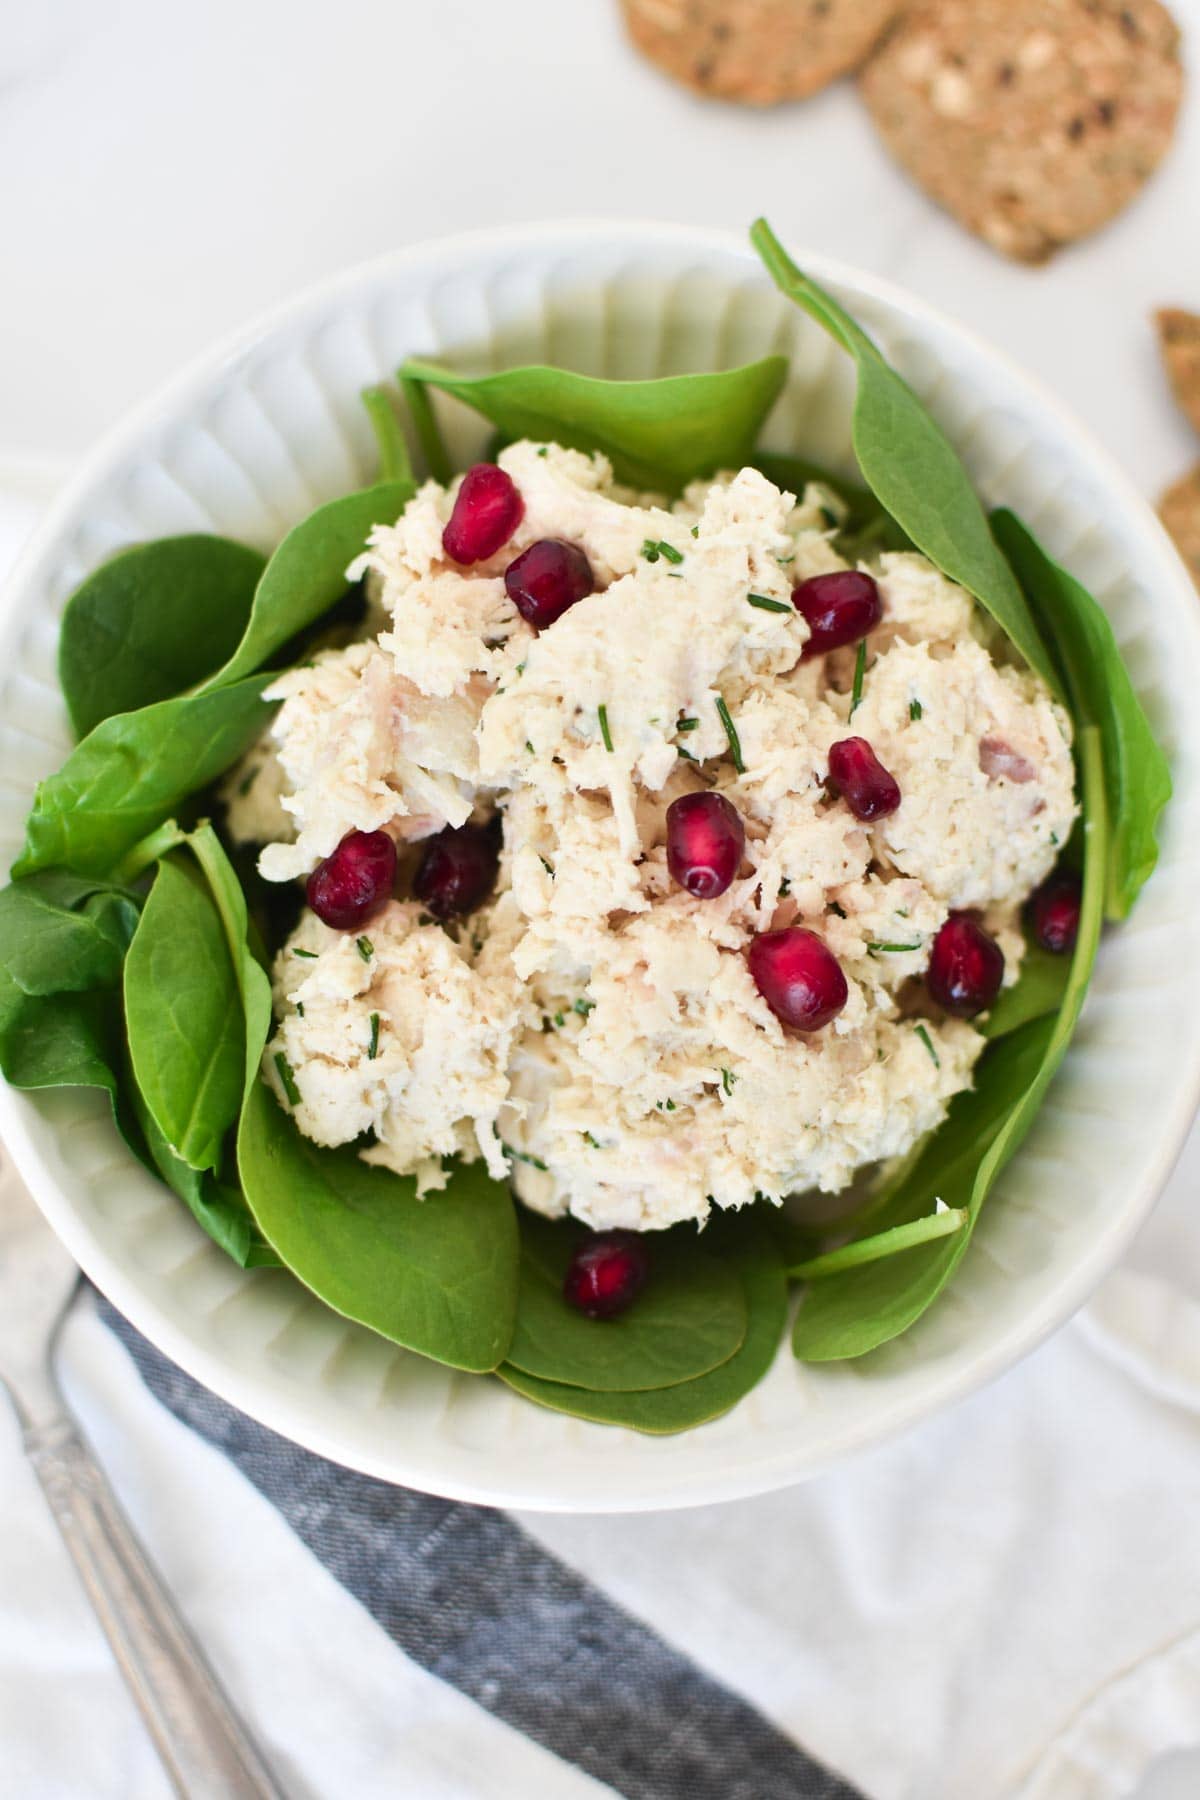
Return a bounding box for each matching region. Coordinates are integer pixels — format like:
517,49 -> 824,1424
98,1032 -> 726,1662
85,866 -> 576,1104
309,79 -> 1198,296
0,1152 -> 284,1799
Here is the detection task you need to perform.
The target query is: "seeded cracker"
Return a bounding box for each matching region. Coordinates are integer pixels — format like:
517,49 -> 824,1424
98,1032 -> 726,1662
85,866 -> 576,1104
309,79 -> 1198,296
859,0 -> 1183,263
1159,466 -> 1200,593
620,0 -> 900,106
1156,309 -> 1200,437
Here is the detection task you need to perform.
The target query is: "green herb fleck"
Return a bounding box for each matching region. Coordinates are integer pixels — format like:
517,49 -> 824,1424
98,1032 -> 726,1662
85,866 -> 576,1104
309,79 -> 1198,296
909,698 -> 923,720
538,854 -> 554,878
715,695 -> 744,773
640,539 -> 662,564
536,446 -> 548,458
690,524 -> 699,538
866,940 -> 921,955
516,660 -> 526,676
525,740 -> 535,755
583,1131 -> 600,1148
829,901 -> 846,919
665,1098 -> 676,1111
677,716 -> 699,732
779,877 -> 791,897
598,703 -> 614,753
746,592 -> 793,615
573,996 -> 595,1017
658,539 -> 684,564
503,1143 -> 548,1171
677,745 -> 698,763
292,948 -> 318,960
849,639 -> 868,718
295,1002 -> 304,1018
720,1068 -> 738,1096
915,1023 -> 940,1068
273,1053 -> 301,1108
553,1010 -> 565,1029
356,935 -> 373,962
368,1012 -> 380,1059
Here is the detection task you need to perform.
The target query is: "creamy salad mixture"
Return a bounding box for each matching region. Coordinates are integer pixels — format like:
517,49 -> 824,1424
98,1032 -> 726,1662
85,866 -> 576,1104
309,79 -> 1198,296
224,441 -> 1077,1232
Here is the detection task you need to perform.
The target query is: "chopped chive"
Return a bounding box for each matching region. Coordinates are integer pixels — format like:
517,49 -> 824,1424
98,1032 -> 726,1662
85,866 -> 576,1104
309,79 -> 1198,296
677,745 -> 698,763
538,853 -> 554,877
516,660 -> 526,676
656,539 -> 684,564
779,877 -> 791,897
866,940 -> 922,955
720,1067 -> 738,1096
553,1010 -> 565,1029
368,1012 -> 380,1059
273,1053 -> 301,1107
295,1002 -> 304,1018
915,1023 -> 940,1068
536,445 -> 548,458
746,592 -> 793,615
690,524 -> 699,538
677,716 -> 699,732
909,698 -> 923,721
503,1143 -> 548,1171
598,703 -> 614,752
665,1098 -> 676,1111
292,948 -> 318,959
573,996 -> 595,1017
666,571 -> 683,579
829,901 -> 847,919
356,935 -> 374,962
849,639 -> 868,718
715,695 -> 744,773
640,539 -> 661,563
583,1131 -> 600,1148
525,739 -> 535,755
237,768 -> 258,796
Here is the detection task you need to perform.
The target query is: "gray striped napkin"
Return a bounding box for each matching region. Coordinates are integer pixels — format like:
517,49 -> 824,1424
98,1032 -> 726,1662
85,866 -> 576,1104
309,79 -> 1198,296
99,1298 -> 860,1800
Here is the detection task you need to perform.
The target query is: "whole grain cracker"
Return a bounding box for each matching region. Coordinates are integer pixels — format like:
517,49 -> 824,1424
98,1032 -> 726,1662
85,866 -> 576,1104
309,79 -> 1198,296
860,0 -> 1183,263
621,0 -> 900,106
1156,309 -> 1200,437
1160,466 -> 1200,593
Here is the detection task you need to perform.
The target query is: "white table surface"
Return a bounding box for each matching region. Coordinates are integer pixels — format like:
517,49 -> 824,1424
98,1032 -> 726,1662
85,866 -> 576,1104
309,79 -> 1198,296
3,2 -> 1200,1795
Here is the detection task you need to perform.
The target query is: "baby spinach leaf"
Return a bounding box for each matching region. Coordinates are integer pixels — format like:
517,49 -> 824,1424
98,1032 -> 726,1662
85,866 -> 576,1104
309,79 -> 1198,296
750,219 -> 1059,695
185,823 -> 274,1105
128,1077 -> 257,1266
124,856 -> 244,1174
58,536 -> 265,739
198,480 -> 413,693
979,942 -> 1070,1041
991,508 -> 1171,921
398,354 -> 788,493
361,385 -> 414,486
238,1079 -> 519,1372
400,371 -> 453,484
0,871 -> 139,997
0,968 -> 124,1108
791,724 -> 1107,1361
505,1212 -> 746,1392
14,676 -> 274,879
498,1216 -> 787,1433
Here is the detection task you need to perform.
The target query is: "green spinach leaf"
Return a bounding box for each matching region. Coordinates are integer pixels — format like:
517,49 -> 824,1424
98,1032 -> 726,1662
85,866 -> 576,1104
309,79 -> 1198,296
185,822 -> 274,1104
129,1077 -> 259,1266
58,536 -> 265,739
124,856 -> 244,1174
979,942 -> 1070,1041
992,507 -> 1171,920
14,677 -> 273,879
750,219 -> 1059,694
499,1215 -> 787,1432
398,354 -> 788,493
505,1211 -> 746,1391
791,725 -> 1107,1361
198,480 -> 413,693
361,385 -> 414,486
237,1078 -> 519,1372
0,871 -> 138,996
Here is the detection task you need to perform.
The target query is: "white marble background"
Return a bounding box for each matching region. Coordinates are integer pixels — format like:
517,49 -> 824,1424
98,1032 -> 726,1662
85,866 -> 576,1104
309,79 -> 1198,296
2,2 -> 1200,1796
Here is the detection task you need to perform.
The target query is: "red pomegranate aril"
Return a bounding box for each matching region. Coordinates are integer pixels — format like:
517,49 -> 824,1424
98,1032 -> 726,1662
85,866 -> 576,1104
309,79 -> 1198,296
666,791 -> 745,899
827,736 -> 901,822
1029,872 -> 1082,955
307,829 -> 396,931
442,463 -> 524,564
413,822 -> 499,920
504,538 -> 595,629
794,570 -> 882,659
927,913 -> 1005,1017
748,927 -> 848,1032
563,1230 -> 649,1320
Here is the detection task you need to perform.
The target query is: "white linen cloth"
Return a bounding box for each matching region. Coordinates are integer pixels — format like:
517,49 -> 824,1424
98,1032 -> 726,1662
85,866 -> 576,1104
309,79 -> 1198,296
2,459 -> 1200,1799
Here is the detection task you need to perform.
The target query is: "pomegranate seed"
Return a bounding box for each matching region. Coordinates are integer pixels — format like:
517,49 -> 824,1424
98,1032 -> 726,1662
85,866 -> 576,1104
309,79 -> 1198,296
927,913 -> 1005,1017
666,792 -> 745,899
307,829 -> 396,930
413,821 -> 498,920
505,538 -> 594,629
563,1230 -> 649,1320
748,927 -> 848,1032
442,464 -> 524,564
1028,872 -> 1082,954
827,736 -> 901,821
794,570 -> 882,659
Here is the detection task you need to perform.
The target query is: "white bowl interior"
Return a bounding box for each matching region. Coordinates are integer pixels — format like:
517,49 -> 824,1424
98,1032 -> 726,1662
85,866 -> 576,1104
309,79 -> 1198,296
2,222 -> 1199,1511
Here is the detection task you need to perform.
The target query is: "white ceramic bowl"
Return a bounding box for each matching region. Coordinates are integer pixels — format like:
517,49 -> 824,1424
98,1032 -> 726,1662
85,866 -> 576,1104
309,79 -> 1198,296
3,222 -> 1199,1512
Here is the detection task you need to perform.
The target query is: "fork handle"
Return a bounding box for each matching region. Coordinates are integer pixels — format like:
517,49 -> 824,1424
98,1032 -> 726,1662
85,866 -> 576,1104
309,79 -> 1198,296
24,1414 -> 283,1800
